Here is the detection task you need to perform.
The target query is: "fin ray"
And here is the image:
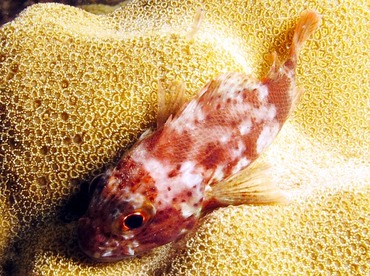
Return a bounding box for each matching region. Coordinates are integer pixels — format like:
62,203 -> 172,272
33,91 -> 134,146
186,7 -> 205,40
157,79 -> 187,128
204,160 -> 287,209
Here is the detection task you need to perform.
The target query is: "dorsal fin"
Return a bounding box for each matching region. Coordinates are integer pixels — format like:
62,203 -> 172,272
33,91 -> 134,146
186,7 -> 205,40
156,7 -> 205,128
157,79 -> 187,128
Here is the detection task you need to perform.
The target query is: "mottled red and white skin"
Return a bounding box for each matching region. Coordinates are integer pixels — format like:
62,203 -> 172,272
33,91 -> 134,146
78,10 -> 321,261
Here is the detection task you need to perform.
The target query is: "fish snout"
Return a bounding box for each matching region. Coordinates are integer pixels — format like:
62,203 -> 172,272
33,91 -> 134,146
77,217 -> 105,260
78,216 -> 136,261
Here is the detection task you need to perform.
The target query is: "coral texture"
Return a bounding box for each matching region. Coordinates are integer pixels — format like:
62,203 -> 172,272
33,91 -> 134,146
0,0 -> 369,275
0,0 -> 123,25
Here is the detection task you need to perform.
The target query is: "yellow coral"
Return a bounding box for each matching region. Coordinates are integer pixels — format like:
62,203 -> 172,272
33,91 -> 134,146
0,0 -> 369,275
78,3 -> 123,14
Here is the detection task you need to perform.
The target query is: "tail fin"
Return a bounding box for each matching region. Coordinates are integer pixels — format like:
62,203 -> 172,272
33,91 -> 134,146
289,10 -> 322,64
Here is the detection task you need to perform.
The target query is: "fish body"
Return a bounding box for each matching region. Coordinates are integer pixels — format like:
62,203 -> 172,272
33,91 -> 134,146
78,10 -> 321,261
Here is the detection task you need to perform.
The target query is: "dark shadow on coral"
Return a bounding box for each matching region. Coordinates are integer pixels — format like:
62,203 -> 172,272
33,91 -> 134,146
0,175 -> 99,275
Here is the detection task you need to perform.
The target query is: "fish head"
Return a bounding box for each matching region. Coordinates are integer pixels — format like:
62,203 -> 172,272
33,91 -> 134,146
78,163 -> 200,261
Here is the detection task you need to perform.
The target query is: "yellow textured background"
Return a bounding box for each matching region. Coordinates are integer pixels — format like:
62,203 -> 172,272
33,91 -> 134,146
0,0 -> 369,275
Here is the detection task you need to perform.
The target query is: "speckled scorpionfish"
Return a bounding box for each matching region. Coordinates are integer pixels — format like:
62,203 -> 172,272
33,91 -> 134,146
78,10 -> 321,261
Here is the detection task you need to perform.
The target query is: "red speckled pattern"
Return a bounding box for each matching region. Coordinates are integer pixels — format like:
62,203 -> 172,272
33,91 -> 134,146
78,9 -> 321,261
78,68 -> 296,261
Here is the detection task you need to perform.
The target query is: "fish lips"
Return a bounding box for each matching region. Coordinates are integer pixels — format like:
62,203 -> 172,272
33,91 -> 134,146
77,217 -> 123,262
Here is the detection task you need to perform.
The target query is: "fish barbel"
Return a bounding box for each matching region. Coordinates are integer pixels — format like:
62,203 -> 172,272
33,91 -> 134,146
78,10 -> 321,261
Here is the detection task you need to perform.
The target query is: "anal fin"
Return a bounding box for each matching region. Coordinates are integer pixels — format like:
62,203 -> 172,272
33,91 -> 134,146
203,160 -> 287,211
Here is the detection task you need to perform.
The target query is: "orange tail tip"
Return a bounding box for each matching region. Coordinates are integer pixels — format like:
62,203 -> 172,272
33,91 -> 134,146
290,10 -> 322,62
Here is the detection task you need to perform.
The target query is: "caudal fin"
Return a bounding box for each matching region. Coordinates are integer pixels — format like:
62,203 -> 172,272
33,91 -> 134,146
289,10 -> 322,64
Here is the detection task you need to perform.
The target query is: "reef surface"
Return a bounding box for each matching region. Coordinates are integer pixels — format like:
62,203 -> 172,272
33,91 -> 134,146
0,1 -> 369,275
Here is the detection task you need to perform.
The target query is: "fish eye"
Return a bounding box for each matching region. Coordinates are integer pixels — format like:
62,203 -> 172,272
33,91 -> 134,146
111,202 -> 156,235
112,211 -> 148,234
122,212 -> 145,230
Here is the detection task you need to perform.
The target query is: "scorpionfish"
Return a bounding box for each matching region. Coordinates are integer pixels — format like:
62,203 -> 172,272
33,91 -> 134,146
78,10 -> 321,261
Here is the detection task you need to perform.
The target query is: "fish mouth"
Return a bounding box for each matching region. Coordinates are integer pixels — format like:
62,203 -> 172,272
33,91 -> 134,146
77,217 -> 103,260
77,217 -> 136,262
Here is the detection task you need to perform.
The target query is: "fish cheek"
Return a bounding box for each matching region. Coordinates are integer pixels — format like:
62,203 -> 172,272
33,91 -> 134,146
145,207 -> 198,245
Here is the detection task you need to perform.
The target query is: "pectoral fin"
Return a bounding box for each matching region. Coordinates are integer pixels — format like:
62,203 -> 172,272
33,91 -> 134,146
203,160 -> 287,211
